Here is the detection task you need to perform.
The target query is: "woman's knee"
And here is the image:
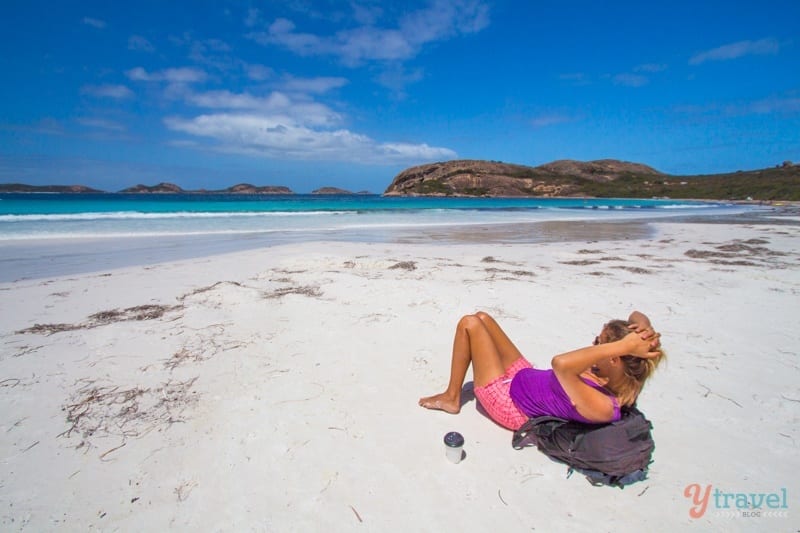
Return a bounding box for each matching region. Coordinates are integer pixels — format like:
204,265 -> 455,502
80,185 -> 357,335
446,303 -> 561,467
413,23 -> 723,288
474,311 -> 494,325
458,314 -> 483,331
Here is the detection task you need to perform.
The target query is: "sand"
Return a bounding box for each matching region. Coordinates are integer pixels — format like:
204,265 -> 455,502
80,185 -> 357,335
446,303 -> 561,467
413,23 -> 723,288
1,218 -> 798,531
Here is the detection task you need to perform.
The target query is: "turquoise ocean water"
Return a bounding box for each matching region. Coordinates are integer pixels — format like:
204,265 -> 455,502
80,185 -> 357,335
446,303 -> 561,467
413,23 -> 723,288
0,193 -> 755,281
0,193 -> 744,241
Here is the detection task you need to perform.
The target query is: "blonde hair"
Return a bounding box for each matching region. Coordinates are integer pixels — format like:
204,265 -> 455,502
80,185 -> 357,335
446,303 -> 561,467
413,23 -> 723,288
602,319 -> 664,407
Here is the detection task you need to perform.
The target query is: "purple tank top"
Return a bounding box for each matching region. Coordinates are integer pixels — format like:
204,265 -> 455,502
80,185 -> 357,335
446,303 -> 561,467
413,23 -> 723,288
509,368 -> 621,424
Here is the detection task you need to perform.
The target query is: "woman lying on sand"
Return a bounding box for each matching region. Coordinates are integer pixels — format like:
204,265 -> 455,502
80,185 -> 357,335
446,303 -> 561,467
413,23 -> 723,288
419,311 -> 663,430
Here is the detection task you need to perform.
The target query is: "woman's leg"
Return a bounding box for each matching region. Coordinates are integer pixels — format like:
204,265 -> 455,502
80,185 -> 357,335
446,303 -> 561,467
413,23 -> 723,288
474,311 -> 526,369
419,314 -> 508,413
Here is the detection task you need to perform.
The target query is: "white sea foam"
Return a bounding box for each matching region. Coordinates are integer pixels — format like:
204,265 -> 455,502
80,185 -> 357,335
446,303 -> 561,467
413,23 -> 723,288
0,202 -> 757,242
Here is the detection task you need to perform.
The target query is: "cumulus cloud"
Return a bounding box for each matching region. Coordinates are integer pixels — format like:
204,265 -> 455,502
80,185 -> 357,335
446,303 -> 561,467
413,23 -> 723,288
613,73 -> 649,87
689,38 -> 780,65
738,95 -> 800,114
248,0 -> 490,66
279,76 -> 349,94
164,85 -> 455,164
634,63 -> 667,73
375,65 -> 425,96
185,90 -> 341,126
126,66 -> 207,83
82,17 -> 106,29
246,64 -> 273,81
558,73 -> 591,86
77,117 -> 126,131
673,95 -> 800,116
244,7 -> 261,28
128,35 -> 155,52
165,112 -> 456,164
81,84 -> 134,99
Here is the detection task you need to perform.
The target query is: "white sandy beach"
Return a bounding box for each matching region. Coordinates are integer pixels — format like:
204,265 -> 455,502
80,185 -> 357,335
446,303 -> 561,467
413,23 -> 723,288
1,218 -> 799,531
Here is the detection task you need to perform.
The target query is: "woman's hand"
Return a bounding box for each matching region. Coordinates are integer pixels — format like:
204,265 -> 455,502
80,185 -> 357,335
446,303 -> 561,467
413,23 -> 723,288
628,311 -> 660,350
623,331 -> 662,358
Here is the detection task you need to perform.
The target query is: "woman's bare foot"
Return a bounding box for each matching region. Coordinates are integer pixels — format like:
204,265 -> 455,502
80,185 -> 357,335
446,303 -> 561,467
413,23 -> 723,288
418,392 -> 460,414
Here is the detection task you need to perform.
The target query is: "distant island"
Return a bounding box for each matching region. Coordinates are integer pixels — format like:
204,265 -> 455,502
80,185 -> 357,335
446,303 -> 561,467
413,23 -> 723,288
2,158 -> 798,200
0,182 -> 361,195
0,184 -> 104,193
118,183 -> 296,194
312,187 -> 369,195
384,159 -> 800,201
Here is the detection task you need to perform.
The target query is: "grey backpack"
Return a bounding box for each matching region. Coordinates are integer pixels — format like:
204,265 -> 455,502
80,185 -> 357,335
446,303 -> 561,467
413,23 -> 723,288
512,406 -> 655,488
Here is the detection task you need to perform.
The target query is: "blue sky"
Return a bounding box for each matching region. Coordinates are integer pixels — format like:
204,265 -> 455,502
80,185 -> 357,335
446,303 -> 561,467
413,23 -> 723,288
1,1 -> 798,193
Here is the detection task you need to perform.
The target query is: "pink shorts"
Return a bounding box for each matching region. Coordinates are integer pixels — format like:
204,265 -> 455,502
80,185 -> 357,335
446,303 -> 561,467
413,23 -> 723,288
474,357 -> 533,430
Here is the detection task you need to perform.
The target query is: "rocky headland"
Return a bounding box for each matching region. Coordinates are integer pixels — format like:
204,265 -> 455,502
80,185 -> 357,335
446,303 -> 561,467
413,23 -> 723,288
383,159 -> 800,201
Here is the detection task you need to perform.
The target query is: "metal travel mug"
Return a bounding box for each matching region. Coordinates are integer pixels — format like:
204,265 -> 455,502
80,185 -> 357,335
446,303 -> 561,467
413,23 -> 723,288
444,431 -> 464,463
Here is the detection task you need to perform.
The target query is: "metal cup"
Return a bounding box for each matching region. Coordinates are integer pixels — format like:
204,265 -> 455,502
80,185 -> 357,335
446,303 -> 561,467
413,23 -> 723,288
444,431 -> 464,463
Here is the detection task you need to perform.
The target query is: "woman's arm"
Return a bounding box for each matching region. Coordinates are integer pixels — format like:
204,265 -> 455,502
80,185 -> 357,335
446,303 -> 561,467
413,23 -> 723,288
551,332 -> 660,422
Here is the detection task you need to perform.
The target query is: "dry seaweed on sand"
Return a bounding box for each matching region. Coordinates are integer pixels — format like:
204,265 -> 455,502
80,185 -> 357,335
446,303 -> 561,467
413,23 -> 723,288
388,261 -> 417,271
16,304 -> 182,335
177,281 -> 245,301
611,265 -> 652,274
59,377 -> 199,447
88,304 -> 181,325
263,285 -> 323,299
484,267 -> 535,277
559,259 -> 601,266
684,238 -> 789,265
16,323 -> 77,335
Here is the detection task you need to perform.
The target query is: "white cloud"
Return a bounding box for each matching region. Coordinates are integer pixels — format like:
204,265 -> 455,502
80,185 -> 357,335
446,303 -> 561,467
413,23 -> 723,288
530,113 -> 576,128
280,76 -> 349,94
377,142 -> 457,161
165,112 -> 456,164
352,3 -> 384,25
185,38 -> 237,73
674,95 -> 800,116
248,0 -> 490,66
689,38 -> 780,65
399,0 -> 489,41
82,17 -> 106,29
185,90 -> 341,126
559,73 -> 591,86
329,26 -> 413,64
77,117 -> 126,131
126,67 -> 207,83
246,64 -> 273,81
128,35 -> 155,52
81,84 -> 134,99
634,63 -> 667,73
722,96 -> 800,116
245,7 -> 261,28
613,73 -> 649,87
375,65 -> 424,96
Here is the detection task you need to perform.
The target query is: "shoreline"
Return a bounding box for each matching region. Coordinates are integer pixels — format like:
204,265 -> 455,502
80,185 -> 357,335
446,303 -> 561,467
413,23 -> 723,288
1,204 -> 796,283
1,217 -> 799,530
